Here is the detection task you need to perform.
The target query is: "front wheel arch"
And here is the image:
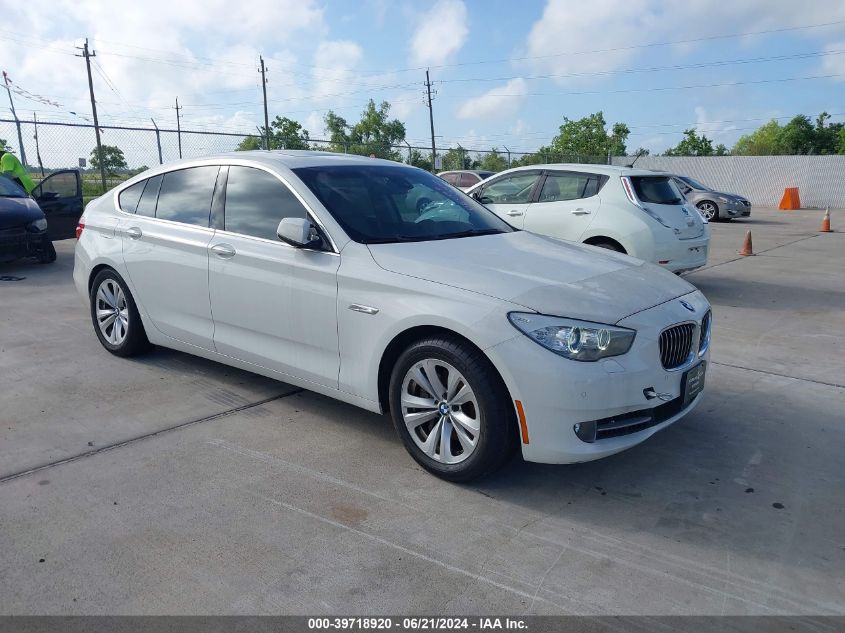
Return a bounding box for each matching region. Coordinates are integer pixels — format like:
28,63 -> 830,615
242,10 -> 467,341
377,325 -> 513,415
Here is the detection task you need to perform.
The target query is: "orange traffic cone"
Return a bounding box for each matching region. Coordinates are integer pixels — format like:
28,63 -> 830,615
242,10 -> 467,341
739,230 -> 753,256
820,208 -> 831,233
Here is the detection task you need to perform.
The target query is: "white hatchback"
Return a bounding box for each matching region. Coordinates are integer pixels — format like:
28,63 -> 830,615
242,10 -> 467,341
465,164 -> 711,274
74,152 -> 710,481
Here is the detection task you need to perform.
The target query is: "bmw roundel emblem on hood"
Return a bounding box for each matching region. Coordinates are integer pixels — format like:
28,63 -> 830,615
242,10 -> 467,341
680,299 -> 695,312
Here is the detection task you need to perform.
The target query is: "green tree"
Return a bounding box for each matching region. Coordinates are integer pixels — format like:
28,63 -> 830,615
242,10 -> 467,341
779,115 -> 815,154
714,143 -> 729,156
549,111 -> 629,159
839,127 -> 845,154
663,129 -> 715,156
812,112 -> 845,154
236,135 -> 262,151
441,145 -> 471,170
407,148 -> 432,171
90,144 -> 127,175
324,100 -> 406,160
479,148 -> 508,172
733,120 -> 785,155
268,116 -> 311,150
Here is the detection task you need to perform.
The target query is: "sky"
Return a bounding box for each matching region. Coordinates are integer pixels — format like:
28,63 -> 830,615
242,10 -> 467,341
2,0 -> 845,163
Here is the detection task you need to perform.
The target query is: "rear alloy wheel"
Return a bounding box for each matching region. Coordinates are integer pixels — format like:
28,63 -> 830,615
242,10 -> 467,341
696,201 -> 719,221
389,337 -> 517,481
89,269 -> 151,357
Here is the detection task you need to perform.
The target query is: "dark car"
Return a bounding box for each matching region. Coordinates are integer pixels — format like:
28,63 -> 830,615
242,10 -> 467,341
0,175 -> 56,264
671,175 -> 751,221
30,169 -> 85,240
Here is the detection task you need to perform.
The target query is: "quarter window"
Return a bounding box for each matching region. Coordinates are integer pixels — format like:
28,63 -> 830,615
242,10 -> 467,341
478,173 -> 539,204
135,175 -> 162,218
119,181 -> 146,213
155,167 -> 219,227
457,173 -> 479,188
224,166 -> 307,240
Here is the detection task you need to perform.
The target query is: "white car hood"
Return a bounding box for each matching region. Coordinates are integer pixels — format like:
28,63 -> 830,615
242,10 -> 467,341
367,231 -> 695,323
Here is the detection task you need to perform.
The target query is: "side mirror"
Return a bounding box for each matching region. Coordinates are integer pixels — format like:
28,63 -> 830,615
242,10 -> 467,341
277,217 -> 322,249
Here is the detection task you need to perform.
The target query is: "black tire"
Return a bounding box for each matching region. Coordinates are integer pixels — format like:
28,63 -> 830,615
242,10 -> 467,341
89,268 -> 151,357
591,240 -> 625,253
38,240 -> 57,264
696,200 -> 720,221
388,336 -> 518,482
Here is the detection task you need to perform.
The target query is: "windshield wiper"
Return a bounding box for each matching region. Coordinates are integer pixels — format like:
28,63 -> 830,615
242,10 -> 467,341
363,235 -> 428,244
433,228 -> 503,240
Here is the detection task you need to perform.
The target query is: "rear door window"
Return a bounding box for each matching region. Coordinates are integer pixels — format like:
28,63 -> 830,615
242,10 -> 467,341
631,176 -> 683,205
119,181 -> 146,213
440,173 -> 459,185
135,175 -> 162,218
156,166 -> 219,227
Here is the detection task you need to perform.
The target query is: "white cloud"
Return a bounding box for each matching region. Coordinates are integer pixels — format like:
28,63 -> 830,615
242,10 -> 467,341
820,41 -> 845,79
311,40 -> 364,101
410,0 -> 469,67
523,0 -> 845,82
457,78 -> 527,120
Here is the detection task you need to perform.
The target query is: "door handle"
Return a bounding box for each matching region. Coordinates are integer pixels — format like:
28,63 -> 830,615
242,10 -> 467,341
126,226 -> 142,240
570,208 -> 591,215
210,243 -> 236,259
506,210 -> 524,216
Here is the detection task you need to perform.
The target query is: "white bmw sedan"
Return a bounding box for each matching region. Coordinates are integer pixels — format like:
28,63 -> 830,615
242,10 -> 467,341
74,151 -> 710,481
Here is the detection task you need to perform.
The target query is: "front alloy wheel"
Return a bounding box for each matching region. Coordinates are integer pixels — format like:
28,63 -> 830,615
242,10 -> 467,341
389,336 -> 517,481
697,201 -> 718,221
401,359 -> 480,465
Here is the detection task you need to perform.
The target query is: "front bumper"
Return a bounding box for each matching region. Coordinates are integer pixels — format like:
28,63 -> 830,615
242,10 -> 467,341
0,226 -> 51,263
487,290 -> 710,464
725,201 -> 752,217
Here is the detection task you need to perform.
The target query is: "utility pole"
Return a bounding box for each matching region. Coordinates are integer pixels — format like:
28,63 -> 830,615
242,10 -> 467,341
3,71 -> 28,166
425,69 -> 437,172
32,113 -> 44,177
174,97 -> 183,159
77,39 -> 106,193
503,145 -> 511,168
259,56 -> 270,150
151,118 -> 163,165
403,140 -> 412,165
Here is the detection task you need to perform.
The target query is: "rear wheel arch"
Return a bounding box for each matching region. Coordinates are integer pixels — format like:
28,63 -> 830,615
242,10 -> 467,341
583,236 -> 627,253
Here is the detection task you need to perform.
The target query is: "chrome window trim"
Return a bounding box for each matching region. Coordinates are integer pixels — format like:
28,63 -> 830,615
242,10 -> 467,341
109,160 -> 340,253
211,226 -> 339,257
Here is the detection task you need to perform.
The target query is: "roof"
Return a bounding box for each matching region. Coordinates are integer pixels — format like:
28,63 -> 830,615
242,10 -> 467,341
438,169 -> 494,175
143,150 -> 420,173
494,163 -> 661,177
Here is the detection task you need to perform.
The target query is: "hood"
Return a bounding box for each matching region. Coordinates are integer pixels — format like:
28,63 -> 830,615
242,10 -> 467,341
0,196 -> 45,230
714,191 -> 747,202
368,231 -> 695,323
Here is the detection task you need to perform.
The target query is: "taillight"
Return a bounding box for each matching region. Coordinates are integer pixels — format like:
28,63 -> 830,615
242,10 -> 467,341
620,176 -> 638,206
75,217 -> 86,240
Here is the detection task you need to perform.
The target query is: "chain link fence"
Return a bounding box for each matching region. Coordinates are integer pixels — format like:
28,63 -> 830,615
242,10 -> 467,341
3,117 -> 615,195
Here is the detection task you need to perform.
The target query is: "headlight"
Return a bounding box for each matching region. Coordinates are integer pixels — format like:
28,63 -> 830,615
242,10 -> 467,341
508,313 -> 636,361
718,196 -> 730,203
26,218 -> 48,232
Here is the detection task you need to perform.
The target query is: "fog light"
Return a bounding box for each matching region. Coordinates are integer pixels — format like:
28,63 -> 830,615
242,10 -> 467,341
574,420 -> 597,443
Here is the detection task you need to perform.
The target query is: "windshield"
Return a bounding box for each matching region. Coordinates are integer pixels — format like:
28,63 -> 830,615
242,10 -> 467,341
0,175 -> 28,198
293,164 -> 514,244
631,176 -> 684,205
678,175 -> 711,191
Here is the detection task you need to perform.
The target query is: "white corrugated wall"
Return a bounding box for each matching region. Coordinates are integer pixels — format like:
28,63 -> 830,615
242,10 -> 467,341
610,155 -> 845,208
